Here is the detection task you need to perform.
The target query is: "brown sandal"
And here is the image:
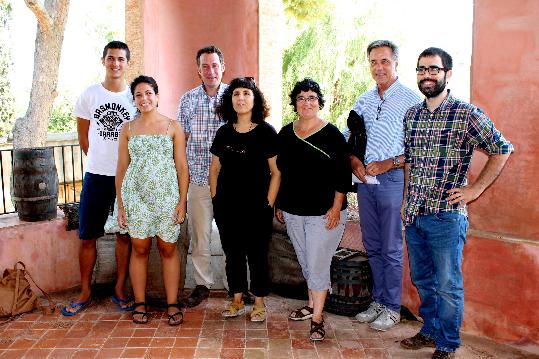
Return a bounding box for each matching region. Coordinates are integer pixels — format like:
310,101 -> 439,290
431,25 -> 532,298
167,303 -> 184,326
288,305 -> 313,321
309,319 -> 325,341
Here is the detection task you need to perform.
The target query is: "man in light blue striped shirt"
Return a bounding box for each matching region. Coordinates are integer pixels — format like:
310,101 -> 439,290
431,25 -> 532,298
350,40 -> 421,331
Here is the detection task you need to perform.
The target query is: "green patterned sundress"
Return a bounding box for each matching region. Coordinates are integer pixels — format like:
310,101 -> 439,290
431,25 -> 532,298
121,133 -> 181,243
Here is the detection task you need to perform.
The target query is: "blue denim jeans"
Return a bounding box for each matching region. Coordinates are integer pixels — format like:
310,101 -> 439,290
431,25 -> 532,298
405,212 -> 469,352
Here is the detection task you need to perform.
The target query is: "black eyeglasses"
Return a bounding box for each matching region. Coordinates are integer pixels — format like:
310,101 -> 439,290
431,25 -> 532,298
375,99 -> 385,120
416,66 -> 447,75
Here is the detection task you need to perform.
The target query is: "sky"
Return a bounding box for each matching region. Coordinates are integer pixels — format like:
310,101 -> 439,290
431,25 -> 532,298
6,0 -> 472,118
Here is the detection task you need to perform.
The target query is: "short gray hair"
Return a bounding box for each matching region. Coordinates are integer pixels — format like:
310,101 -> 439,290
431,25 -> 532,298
367,40 -> 399,60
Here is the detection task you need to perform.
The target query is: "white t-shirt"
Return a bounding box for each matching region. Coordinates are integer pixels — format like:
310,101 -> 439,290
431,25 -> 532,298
74,83 -> 137,176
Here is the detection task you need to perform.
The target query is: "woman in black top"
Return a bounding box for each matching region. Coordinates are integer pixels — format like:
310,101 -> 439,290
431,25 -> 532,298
276,78 -> 350,341
209,77 -> 280,322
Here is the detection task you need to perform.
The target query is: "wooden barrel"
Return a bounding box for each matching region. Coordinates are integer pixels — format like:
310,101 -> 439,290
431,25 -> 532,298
325,249 -> 373,316
267,219 -> 308,300
12,147 -> 59,221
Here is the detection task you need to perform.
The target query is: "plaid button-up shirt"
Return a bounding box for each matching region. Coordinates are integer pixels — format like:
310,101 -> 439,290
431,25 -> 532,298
403,93 -> 514,225
177,84 -> 228,186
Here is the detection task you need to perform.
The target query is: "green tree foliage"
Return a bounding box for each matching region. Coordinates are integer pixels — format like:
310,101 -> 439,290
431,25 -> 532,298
0,1 -> 15,138
282,14 -> 371,129
283,0 -> 331,25
48,96 -> 75,133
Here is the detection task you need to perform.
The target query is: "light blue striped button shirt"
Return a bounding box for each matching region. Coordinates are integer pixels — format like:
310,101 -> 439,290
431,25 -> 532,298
353,79 -> 421,164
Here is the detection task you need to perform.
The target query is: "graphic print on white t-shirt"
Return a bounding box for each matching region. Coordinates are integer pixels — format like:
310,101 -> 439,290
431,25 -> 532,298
94,102 -> 132,141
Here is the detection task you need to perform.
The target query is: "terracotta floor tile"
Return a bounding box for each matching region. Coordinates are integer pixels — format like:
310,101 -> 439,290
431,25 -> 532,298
55,338 -> 83,349
24,329 -> 46,340
169,347 -> 196,358
334,329 -> 359,340
48,348 -> 74,358
267,329 -> 290,339
245,338 -> 268,349
0,350 -> 28,359
341,348 -> 367,359
268,338 -> 291,350
220,348 -> 244,359
193,347 -> 221,358
95,348 -> 123,358
293,348 -> 318,358
64,329 -> 89,339
6,321 -> 32,330
197,337 -> 222,348
313,339 -> 339,349
153,325 -> 179,338
243,348 -> 269,359
358,338 -> 385,349
0,341 -> 13,350
42,329 -> 69,339
7,338 -> 36,350
176,328 -> 201,337
110,327 -> 135,337
23,348 -> 53,358
199,328 -> 224,338
173,337 -> 198,347
126,337 -> 152,348
222,337 -> 245,349
266,348 -> 290,359
71,349 -> 99,359
338,339 -> 363,349
149,337 -> 174,347
363,349 -> 391,358
245,329 -> 268,338
99,313 -> 123,321
33,339 -> 60,349
145,347 -> 172,358
132,328 -> 156,338
103,337 -> 130,349
222,329 -> 246,339
316,347 -> 343,359
292,338 -> 315,349
120,347 -> 147,358
79,338 -> 107,349
180,320 -> 203,329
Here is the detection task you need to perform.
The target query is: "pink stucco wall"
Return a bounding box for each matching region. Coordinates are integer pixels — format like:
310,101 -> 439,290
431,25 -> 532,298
141,0 -> 260,119
402,0 -> 539,347
0,213 -> 80,293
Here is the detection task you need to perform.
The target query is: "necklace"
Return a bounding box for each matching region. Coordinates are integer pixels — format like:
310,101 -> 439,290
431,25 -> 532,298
234,122 -> 254,133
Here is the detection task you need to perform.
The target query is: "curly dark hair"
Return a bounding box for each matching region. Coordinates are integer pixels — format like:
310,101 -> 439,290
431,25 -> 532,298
130,75 -> 159,96
216,77 -> 270,124
289,77 -> 325,112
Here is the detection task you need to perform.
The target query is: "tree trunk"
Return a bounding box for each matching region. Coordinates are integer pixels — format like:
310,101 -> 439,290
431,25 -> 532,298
12,0 -> 70,148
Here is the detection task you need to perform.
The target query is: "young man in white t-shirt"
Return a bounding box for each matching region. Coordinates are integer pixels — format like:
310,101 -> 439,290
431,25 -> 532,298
62,41 -> 137,316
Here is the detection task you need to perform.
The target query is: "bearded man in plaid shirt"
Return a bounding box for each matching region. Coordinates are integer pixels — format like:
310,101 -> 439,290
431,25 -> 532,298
400,47 -> 513,359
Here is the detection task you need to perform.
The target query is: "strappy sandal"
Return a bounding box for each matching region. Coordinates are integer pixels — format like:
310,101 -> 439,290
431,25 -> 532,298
309,319 -> 325,342
288,305 -> 313,321
167,303 -> 184,326
250,305 -> 266,322
221,301 -> 245,318
132,302 -> 149,324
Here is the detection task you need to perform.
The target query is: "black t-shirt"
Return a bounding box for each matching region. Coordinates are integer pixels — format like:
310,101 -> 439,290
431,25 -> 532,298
210,122 -> 278,206
276,122 -> 350,216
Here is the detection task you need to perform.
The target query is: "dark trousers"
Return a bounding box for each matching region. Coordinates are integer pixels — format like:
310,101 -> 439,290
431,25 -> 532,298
213,199 -> 273,297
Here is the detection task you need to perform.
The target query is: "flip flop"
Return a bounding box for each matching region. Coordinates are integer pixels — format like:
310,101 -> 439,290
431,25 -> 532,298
61,298 -> 92,316
111,295 -> 135,311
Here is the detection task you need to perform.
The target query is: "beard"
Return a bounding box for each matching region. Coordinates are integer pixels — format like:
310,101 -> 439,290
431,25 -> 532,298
419,74 -> 447,98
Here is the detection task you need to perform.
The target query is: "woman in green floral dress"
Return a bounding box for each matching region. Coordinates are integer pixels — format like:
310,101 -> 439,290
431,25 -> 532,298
116,75 -> 189,326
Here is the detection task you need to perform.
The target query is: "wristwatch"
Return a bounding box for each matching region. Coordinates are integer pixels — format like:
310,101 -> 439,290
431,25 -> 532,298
393,156 -> 401,168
